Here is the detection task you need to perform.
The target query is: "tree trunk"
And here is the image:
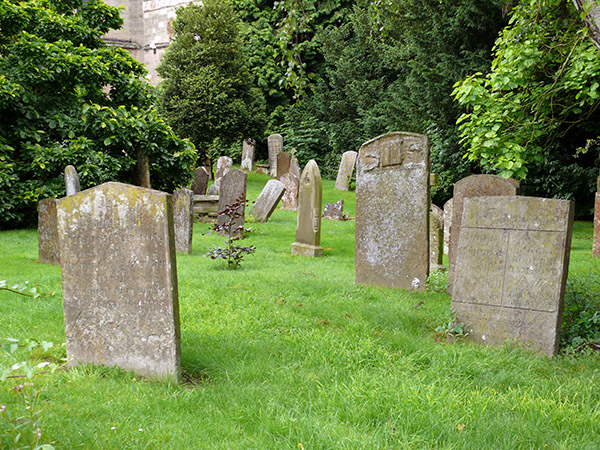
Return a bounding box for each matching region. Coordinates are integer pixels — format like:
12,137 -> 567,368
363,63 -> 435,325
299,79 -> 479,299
133,148 -> 151,188
572,0 -> 600,52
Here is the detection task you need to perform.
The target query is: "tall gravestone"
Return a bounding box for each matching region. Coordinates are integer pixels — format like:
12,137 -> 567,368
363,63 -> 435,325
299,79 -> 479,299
215,156 -> 233,189
594,176 -> 600,258
452,196 -> 574,357
355,132 -> 430,290
443,198 -> 453,255
56,182 -> 181,379
251,180 -> 285,222
38,198 -> 60,265
448,175 -> 519,294
217,170 -> 247,238
277,152 -> 291,179
335,151 -> 358,191
192,167 -> 209,195
280,173 -> 299,210
267,134 -> 283,177
64,165 -> 80,196
241,139 -> 255,172
292,160 -> 324,257
173,189 -> 194,253
429,209 -> 444,271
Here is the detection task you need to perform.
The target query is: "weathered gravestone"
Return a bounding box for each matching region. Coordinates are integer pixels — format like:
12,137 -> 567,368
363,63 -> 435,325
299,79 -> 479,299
217,169 -> 247,238
277,152 -> 291,179
191,167 -> 209,195
173,189 -> 194,253
322,199 -> 348,221
267,134 -> 283,177
355,132 -> 430,290
594,176 -> 600,258
206,183 -> 219,195
251,180 -> 285,222
448,175 -> 519,294
38,198 -> 60,265
292,160 -> 324,257
443,198 -> 453,255
241,139 -> 255,172
215,156 -> 233,189
280,173 -> 299,210
64,165 -> 80,196
290,155 -> 300,179
429,209 -> 444,271
335,151 -> 358,191
452,196 -> 574,357
56,182 -> 181,379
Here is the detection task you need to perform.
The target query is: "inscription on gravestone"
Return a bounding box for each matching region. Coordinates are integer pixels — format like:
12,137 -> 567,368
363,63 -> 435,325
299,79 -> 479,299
173,189 -> 194,253
452,196 -> 574,357
57,182 -> 181,379
355,132 -> 430,290
38,198 -> 60,265
292,160 -> 324,257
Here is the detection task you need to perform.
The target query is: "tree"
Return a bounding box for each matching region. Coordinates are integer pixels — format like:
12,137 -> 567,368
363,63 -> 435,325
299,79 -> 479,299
157,0 -> 266,165
0,0 -> 196,229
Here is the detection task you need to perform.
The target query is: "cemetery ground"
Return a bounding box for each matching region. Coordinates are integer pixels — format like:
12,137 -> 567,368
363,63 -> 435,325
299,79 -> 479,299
1,173 -> 600,449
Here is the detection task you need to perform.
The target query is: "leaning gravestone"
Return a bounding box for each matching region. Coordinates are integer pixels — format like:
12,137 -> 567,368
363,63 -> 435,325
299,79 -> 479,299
448,175 -> 519,294
594,176 -> 600,258
280,172 -> 299,210
268,134 -> 283,177
217,170 -> 247,238
241,139 -> 255,172
443,198 -> 453,255
192,167 -> 209,195
251,180 -> 285,222
429,209 -> 444,271
38,198 -> 60,265
452,196 -> 574,357
335,151 -> 358,191
355,132 -> 430,290
277,152 -> 291,179
173,189 -> 194,253
56,182 -> 181,379
292,160 -> 324,257
64,165 -> 80,196
215,156 -> 233,189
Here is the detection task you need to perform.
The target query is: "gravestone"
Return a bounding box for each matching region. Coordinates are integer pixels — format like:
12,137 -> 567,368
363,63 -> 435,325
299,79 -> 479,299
290,155 -> 300,179
452,195 -> 574,357
267,134 -> 283,177
448,175 -> 519,294
429,209 -> 444,271
173,189 -> 194,253
277,152 -> 291,179
322,199 -> 348,221
64,165 -> 80,196
335,151 -> 358,191
594,176 -> 600,258
38,198 -> 60,265
215,156 -> 233,188
207,183 -> 219,195
56,182 -> 181,379
355,132 -> 430,290
292,160 -> 324,257
191,167 -> 209,195
251,180 -> 285,222
217,170 -> 247,238
443,198 -> 453,255
280,172 -> 299,210
241,139 -> 255,172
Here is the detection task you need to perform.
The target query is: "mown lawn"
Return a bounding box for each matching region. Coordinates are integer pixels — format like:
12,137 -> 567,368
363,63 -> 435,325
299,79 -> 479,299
1,172 -> 599,449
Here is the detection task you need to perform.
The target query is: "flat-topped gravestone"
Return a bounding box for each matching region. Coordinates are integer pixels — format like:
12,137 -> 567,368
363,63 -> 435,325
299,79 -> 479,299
173,189 -> 194,253
268,134 -> 283,177
292,160 -> 324,257
452,196 -> 574,357
429,209 -> 443,271
251,180 -> 285,222
448,175 -> 519,294
217,170 -> 247,238
241,139 -> 255,172
215,156 -> 233,188
192,167 -> 209,195
280,172 -> 299,210
355,132 -> 430,290
56,182 -> 181,379
335,151 -> 358,191
64,165 -> 80,196
38,198 -> 60,265
443,198 -> 453,255
594,176 -> 600,258
277,152 -> 291,179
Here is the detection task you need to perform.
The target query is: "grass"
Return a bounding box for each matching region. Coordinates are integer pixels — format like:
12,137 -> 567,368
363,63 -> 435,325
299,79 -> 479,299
1,171 -> 600,449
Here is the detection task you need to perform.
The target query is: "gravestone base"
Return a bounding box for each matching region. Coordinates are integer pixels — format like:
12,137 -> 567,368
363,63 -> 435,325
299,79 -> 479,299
292,242 -> 324,257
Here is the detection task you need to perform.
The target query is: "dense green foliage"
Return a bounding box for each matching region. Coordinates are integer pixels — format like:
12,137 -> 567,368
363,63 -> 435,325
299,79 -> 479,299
0,0 -> 196,229
157,0 -> 266,165
454,0 -> 600,215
